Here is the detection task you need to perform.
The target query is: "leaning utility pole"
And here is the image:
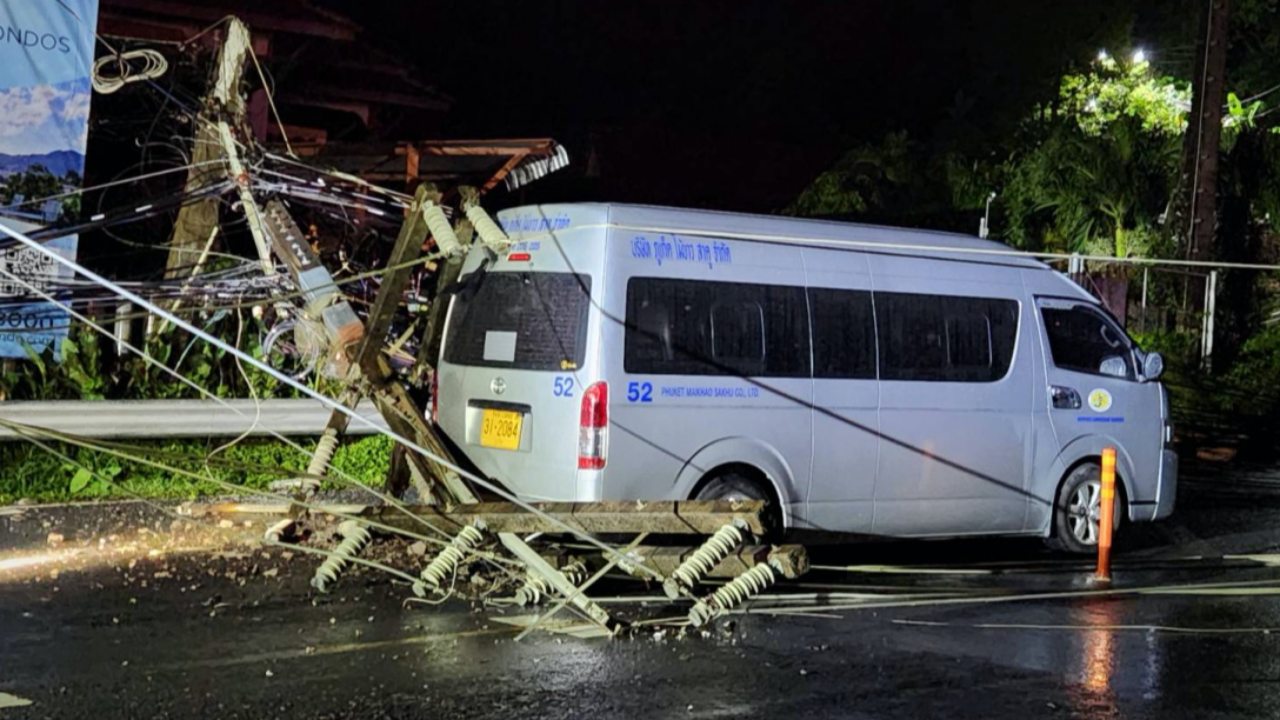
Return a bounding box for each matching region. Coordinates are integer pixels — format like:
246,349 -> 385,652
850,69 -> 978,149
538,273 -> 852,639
164,18 -> 254,280
1181,0 -> 1230,265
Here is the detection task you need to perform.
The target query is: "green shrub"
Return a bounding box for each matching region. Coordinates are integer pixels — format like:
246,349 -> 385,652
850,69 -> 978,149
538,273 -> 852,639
2,319 -> 345,402
1222,324 -> 1280,413
0,435 -> 392,504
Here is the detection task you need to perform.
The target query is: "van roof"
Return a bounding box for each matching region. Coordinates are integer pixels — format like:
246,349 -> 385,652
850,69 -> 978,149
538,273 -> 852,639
503,202 -> 1050,270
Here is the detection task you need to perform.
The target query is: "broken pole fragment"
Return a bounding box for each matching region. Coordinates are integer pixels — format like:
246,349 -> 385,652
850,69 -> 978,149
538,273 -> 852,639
366,499 -> 769,536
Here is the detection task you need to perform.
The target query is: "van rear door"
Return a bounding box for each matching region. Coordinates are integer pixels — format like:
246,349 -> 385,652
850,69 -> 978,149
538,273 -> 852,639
437,269 -> 595,501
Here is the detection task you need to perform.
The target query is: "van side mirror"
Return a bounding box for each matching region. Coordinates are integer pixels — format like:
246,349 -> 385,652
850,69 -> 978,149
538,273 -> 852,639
1099,356 -> 1128,378
1142,351 -> 1164,381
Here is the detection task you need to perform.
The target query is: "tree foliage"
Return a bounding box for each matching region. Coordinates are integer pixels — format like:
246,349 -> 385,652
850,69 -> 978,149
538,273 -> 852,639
787,131 -> 919,217
1,165 -> 61,206
1000,57 -> 1188,258
792,55 -> 1191,261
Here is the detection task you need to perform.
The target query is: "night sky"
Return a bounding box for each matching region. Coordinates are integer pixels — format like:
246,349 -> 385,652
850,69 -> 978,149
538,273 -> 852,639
328,1 -> 1177,211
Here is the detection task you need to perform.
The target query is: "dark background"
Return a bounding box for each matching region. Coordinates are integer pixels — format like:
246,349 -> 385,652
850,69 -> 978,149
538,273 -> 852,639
326,0 -> 1184,211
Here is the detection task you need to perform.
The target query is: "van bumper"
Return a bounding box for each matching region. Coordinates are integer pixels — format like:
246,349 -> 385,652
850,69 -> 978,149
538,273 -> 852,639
1154,449 -> 1178,520
1128,449 -> 1178,523
575,470 -> 604,502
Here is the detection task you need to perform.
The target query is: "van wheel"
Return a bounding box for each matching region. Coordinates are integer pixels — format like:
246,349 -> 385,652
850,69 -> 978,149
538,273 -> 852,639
694,471 -> 782,540
1046,462 -> 1122,554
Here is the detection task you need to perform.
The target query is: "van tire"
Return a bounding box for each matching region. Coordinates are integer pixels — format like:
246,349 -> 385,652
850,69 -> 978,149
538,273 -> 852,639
694,470 -> 782,540
1046,461 -> 1123,554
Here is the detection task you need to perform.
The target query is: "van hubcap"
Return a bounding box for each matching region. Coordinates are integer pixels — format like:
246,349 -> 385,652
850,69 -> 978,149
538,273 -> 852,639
1067,480 -> 1102,545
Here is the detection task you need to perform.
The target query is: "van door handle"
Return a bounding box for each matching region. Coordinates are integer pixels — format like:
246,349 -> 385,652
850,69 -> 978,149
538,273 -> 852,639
1050,385 -> 1081,410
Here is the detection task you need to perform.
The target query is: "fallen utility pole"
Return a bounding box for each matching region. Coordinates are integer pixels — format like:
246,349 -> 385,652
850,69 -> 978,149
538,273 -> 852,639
138,18 -> 811,635
262,183 -> 620,631
259,198 -> 366,496
367,499 -> 770,536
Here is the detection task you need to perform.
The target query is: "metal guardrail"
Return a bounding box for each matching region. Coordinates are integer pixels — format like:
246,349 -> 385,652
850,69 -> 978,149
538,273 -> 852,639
0,399 -> 391,440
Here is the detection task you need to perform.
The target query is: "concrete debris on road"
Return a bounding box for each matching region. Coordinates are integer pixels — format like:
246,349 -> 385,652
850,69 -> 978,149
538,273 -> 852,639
0,692 -> 33,709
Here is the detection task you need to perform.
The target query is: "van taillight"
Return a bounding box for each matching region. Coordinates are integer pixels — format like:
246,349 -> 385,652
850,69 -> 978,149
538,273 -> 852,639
578,381 -> 607,470
430,371 -> 439,424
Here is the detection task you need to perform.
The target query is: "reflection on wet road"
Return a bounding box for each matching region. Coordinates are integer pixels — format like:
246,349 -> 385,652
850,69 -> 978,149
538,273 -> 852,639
5,460 -> 1280,718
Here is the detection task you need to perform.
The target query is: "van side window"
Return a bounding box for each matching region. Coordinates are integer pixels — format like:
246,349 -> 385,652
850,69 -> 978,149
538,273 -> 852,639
711,300 -> 765,369
808,288 -> 876,379
625,278 -> 809,377
875,292 -> 1018,382
1040,304 -> 1135,380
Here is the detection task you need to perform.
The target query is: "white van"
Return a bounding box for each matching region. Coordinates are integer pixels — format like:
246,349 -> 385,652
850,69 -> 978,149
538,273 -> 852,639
435,203 -> 1176,552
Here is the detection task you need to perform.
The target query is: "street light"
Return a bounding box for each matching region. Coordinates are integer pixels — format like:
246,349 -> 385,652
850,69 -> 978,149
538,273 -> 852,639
979,191 -> 997,239
1132,48 -> 1147,64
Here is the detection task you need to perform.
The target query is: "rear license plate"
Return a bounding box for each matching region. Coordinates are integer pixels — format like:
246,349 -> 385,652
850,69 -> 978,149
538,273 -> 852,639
480,409 -> 523,450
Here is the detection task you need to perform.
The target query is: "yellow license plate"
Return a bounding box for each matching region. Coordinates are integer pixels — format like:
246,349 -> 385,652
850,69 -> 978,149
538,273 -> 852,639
480,409 -> 523,450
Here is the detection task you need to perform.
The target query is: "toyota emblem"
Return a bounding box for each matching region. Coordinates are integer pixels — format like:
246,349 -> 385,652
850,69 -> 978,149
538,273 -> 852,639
490,377 -> 507,395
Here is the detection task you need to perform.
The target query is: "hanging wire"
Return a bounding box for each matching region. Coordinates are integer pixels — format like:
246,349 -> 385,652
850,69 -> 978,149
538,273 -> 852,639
247,49 -> 294,157
0,265 -> 456,542
1,160 -> 228,210
0,220 -> 664,580
0,413 -> 515,564
93,253 -> 438,328
204,307 -> 263,462
4,420 -> 468,591
17,180 -> 236,247
91,49 -> 169,94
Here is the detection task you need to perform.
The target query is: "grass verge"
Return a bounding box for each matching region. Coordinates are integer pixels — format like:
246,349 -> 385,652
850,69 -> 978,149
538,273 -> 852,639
0,434 -> 393,504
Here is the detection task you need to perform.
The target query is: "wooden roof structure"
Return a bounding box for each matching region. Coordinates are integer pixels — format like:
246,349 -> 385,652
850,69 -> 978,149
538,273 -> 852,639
96,1 -> 569,193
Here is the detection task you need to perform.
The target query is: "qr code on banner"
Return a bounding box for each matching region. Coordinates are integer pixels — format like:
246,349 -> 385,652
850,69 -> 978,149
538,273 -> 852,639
0,247 -> 58,297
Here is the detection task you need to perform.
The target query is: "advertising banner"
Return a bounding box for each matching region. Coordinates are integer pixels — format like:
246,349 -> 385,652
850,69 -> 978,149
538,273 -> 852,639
0,0 -> 99,358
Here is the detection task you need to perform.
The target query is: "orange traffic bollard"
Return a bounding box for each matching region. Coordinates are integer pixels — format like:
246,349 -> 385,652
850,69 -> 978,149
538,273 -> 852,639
1094,447 -> 1117,582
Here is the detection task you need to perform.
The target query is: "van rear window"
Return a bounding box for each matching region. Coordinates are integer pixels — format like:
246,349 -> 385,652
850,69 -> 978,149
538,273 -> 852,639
443,271 -> 592,371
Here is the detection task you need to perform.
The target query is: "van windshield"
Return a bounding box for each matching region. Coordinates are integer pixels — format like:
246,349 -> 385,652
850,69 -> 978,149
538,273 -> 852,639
443,271 -> 592,371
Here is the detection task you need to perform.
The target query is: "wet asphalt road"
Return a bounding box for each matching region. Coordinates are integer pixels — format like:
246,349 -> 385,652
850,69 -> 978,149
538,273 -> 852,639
6,461 -> 1280,719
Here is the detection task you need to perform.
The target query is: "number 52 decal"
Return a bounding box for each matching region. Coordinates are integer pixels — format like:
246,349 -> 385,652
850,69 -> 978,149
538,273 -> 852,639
627,381 -> 653,403
553,376 -> 575,397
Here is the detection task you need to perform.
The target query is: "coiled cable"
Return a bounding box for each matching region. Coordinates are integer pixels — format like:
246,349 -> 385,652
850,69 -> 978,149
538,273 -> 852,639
92,49 -> 169,94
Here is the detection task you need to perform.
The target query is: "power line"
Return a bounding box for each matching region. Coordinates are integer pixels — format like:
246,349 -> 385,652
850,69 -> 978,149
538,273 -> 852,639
0,218 -> 664,578
0,160 -> 228,210
0,261 -> 454,542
